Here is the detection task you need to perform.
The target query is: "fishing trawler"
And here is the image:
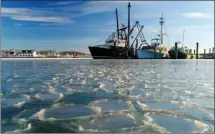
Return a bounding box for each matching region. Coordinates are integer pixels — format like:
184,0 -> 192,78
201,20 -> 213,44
88,31 -> 134,59
136,14 -> 169,59
89,2 -> 137,59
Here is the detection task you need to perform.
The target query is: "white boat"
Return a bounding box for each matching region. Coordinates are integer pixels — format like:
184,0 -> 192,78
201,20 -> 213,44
136,38 -> 169,59
136,14 -> 169,59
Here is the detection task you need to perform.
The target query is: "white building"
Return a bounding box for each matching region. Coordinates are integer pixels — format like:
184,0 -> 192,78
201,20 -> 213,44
0,51 -> 9,57
17,50 -> 38,57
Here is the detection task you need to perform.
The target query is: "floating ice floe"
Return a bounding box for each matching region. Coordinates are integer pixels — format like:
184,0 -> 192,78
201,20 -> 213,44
190,97 -> 214,109
89,99 -> 130,113
144,100 -> 180,110
35,105 -> 96,121
75,113 -> 143,133
150,114 -> 202,133
33,93 -> 62,102
13,108 -> 40,122
2,96 -> 30,108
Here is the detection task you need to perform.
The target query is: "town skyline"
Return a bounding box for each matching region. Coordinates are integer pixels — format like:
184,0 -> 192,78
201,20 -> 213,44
1,49 -> 90,54
2,1 -> 214,53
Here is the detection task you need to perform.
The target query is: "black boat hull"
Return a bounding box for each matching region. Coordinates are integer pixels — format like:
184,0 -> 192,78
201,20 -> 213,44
88,46 -> 135,59
168,49 -> 188,59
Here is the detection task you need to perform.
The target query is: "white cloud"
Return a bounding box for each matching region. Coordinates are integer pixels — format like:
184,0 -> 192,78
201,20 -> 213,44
183,12 -> 213,19
50,1 -> 80,5
59,1 -> 156,16
11,15 -> 72,23
1,7 -> 74,23
2,7 -> 29,14
81,4 -> 113,15
2,1 -> 127,23
0,1 -> 167,24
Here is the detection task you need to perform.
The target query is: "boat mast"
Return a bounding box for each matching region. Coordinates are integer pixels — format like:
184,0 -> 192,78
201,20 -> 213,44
182,29 -> 185,48
160,13 -> 164,44
115,8 -> 119,40
127,2 -> 131,48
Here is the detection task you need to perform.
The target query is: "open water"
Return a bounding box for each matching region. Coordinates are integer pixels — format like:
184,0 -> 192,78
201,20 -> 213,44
1,59 -> 214,133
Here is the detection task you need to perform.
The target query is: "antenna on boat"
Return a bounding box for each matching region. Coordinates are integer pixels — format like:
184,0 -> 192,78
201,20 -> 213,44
115,8 -> 119,40
160,13 -> 164,44
127,2 -> 131,48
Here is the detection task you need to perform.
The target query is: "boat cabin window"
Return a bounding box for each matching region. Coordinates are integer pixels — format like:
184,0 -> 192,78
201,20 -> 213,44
106,40 -> 114,43
152,43 -> 160,47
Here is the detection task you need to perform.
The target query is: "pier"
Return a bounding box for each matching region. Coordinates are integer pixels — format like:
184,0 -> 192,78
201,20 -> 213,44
199,52 -> 215,59
195,45 -> 214,59
170,42 -> 214,59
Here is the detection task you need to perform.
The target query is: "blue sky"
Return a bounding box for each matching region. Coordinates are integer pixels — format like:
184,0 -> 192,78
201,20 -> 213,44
2,1 -> 214,53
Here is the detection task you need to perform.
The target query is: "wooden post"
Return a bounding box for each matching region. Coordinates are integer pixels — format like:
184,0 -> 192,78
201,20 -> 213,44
196,42 -> 199,59
124,41 -> 128,58
209,48 -> 211,58
204,49 -> 206,59
135,39 -> 138,57
113,41 -> 116,58
213,47 -> 215,58
175,42 -> 178,59
154,43 -> 156,59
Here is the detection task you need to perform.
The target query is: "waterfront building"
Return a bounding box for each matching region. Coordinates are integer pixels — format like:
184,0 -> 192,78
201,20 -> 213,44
0,50 -> 9,57
17,50 -> 38,57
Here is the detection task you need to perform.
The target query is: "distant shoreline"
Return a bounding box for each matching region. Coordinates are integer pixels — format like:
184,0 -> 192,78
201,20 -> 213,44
1,58 -> 213,60
1,57 -> 93,60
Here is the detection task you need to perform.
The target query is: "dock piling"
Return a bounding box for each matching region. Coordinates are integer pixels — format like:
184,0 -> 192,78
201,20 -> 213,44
175,42 -> 178,59
209,48 -> 211,58
213,47 -> 214,58
196,42 -> 199,59
204,49 -> 206,59
154,43 -> 156,59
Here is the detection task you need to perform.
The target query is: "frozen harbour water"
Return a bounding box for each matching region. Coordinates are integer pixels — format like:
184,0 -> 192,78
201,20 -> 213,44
1,59 -> 214,133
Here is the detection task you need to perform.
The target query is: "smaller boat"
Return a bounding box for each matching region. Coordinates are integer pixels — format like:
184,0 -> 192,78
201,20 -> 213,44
168,42 -> 193,59
168,47 -> 188,59
136,14 -> 169,59
136,38 -> 169,59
